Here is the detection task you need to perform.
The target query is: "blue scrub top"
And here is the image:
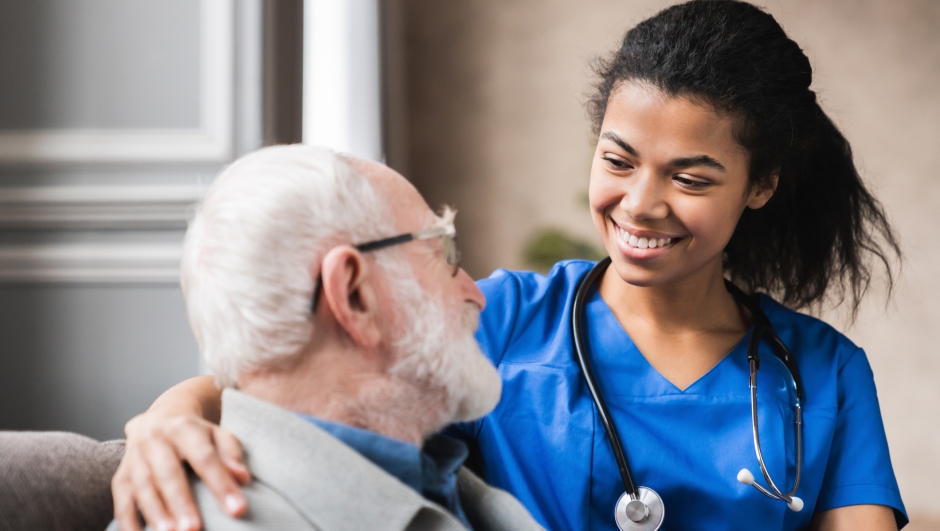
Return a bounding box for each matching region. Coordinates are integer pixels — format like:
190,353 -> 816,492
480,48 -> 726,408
449,261 -> 907,531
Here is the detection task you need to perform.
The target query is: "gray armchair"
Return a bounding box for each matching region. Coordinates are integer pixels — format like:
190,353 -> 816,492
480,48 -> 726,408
0,432 -> 124,531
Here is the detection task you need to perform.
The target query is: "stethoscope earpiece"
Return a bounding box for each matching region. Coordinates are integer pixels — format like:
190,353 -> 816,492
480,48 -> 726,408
788,496 -> 804,512
737,468 -> 756,485
738,468 -> 803,512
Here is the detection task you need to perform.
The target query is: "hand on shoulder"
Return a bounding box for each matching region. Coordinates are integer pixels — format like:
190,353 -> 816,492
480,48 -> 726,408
112,377 -> 250,531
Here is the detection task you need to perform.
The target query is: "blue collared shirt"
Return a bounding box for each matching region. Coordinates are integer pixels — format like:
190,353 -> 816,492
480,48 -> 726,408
298,414 -> 472,529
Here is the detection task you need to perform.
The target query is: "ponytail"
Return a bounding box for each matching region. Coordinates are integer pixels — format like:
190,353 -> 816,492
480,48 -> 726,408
725,100 -> 900,315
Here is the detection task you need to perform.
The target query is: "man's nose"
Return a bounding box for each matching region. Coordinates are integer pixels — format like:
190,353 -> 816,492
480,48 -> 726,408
456,267 -> 486,311
620,170 -> 669,220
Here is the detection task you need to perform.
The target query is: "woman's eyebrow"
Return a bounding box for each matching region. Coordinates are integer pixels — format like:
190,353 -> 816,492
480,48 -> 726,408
669,155 -> 727,172
601,131 -> 726,172
601,132 -> 639,157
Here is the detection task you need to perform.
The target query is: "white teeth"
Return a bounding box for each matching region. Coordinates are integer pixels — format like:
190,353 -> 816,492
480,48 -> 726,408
616,226 -> 675,249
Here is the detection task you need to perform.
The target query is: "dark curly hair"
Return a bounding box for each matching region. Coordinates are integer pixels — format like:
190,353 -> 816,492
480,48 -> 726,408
588,0 -> 900,315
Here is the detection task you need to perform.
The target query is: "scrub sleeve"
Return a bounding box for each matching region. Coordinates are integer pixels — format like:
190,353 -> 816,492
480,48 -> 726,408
814,347 -> 907,523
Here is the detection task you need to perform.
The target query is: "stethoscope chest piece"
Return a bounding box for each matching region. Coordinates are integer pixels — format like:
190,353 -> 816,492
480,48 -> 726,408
614,487 -> 664,531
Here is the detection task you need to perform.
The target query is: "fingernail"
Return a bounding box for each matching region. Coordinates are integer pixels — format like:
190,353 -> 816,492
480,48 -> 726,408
225,494 -> 245,514
177,516 -> 198,531
156,520 -> 174,531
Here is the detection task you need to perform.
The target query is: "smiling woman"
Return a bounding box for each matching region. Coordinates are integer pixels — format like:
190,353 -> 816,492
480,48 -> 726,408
450,1 -> 906,530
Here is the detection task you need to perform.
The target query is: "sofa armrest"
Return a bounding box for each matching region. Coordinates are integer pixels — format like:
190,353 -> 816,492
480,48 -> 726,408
0,431 -> 125,531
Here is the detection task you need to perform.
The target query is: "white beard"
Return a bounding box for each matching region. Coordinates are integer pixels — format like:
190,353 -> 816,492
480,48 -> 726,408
385,268 -> 503,426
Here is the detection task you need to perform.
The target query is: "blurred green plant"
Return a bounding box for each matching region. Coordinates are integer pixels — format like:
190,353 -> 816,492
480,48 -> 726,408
523,228 -> 606,272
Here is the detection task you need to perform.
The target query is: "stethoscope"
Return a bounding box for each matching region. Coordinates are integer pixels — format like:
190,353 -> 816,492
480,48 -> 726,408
571,258 -> 806,531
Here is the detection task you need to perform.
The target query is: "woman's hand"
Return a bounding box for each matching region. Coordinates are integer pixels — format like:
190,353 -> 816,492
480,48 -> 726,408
111,376 -> 251,531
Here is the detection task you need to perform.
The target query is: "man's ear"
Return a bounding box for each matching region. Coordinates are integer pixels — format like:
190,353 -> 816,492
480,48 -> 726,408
319,246 -> 382,348
747,174 -> 778,210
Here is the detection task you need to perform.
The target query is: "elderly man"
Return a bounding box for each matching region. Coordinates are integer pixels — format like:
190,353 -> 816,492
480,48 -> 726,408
110,145 -> 542,531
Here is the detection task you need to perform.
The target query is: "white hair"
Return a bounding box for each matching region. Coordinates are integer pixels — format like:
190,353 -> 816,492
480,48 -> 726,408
181,145 -> 388,387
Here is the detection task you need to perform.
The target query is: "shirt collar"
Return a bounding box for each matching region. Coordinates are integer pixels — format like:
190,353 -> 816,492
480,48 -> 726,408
297,414 -> 471,528
299,414 -> 424,491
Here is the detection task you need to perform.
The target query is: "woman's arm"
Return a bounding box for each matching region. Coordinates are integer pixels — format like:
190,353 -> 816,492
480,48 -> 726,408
111,376 -> 250,531
809,504 -> 898,531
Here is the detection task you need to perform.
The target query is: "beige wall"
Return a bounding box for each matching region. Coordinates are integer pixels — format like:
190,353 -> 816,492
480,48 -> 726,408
401,0 -> 940,526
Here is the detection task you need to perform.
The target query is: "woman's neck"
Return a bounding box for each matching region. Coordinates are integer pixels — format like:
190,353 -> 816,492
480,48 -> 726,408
598,258 -> 748,336
598,258 -> 753,390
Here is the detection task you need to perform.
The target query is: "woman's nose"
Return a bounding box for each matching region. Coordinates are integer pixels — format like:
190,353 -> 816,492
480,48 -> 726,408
620,171 -> 669,220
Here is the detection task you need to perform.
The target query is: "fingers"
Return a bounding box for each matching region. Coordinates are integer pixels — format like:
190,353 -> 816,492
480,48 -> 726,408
131,469 -> 173,531
142,436 -> 202,531
115,413 -> 249,531
172,422 -> 248,518
113,446 -> 172,531
112,460 -> 144,531
215,429 -> 251,487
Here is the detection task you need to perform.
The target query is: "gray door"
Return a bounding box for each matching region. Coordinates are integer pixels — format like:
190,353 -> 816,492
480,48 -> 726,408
0,0 -> 263,440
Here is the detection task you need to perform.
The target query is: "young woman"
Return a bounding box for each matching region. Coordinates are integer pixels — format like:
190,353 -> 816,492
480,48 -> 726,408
113,2 -> 906,530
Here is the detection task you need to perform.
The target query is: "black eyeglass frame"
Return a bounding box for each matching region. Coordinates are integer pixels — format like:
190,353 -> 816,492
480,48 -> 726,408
310,222 -> 460,313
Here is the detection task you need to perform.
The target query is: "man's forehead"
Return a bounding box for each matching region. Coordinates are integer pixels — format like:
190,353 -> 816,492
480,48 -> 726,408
345,157 -> 435,227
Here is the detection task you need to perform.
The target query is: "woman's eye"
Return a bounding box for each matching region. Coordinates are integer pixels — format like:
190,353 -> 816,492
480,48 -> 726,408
674,175 -> 711,189
603,156 -> 633,170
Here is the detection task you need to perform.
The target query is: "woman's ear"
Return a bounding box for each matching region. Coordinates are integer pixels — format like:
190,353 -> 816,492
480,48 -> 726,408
318,246 -> 382,348
747,174 -> 778,210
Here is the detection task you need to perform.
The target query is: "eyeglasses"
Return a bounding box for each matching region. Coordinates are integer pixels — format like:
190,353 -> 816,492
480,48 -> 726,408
311,221 -> 461,312
355,222 -> 461,275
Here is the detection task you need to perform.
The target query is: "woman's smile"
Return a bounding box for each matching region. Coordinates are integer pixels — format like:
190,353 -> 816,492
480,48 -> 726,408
609,217 -> 683,259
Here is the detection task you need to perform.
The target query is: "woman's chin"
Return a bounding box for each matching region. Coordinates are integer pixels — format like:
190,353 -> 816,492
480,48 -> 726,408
605,256 -> 673,288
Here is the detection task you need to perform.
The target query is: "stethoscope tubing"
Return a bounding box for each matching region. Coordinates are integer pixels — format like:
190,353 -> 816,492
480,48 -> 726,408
571,256 -> 641,499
